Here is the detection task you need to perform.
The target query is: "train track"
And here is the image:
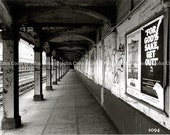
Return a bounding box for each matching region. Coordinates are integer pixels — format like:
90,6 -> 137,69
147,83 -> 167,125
0,75 -> 46,105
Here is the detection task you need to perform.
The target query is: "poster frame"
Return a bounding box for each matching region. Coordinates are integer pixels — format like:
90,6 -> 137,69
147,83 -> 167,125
125,12 -> 168,111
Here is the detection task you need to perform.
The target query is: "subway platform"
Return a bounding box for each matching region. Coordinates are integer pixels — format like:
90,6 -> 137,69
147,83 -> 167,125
0,70 -> 118,135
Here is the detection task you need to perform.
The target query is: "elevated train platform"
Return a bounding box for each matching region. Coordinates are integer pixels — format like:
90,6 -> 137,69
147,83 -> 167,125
1,0 -> 170,134
0,70 -> 118,135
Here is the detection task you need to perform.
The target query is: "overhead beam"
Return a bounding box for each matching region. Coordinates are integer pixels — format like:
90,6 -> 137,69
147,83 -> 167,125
62,52 -> 83,57
19,31 -> 35,45
50,41 -> 90,46
23,22 -> 101,28
57,46 -> 85,50
0,0 -> 12,28
70,6 -> 112,26
62,50 -> 85,54
61,53 -> 80,60
62,52 -> 83,56
49,43 -> 89,50
63,54 -> 83,60
64,55 -> 81,60
18,6 -> 111,26
47,33 -> 96,44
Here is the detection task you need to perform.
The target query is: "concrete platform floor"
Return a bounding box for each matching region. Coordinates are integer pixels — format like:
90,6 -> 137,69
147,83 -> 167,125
0,70 -> 118,134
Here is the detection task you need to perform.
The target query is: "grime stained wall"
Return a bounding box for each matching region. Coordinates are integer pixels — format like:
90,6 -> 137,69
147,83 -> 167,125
75,0 -> 170,131
115,0 -> 169,129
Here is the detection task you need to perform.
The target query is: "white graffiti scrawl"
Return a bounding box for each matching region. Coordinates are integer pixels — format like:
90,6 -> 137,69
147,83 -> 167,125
113,43 -> 125,85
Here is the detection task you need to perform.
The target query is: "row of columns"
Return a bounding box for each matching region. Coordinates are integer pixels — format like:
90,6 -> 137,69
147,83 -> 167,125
1,30 -> 70,129
34,50 -> 70,100
47,56 -> 70,90
52,58 -> 68,84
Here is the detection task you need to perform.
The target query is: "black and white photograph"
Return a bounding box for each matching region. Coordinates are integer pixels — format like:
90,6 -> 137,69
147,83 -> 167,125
0,0 -> 170,134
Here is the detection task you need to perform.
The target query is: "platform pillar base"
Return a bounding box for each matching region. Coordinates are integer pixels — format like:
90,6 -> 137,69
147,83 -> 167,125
33,95 -> 44,101
1,116 -> 21,130
46,86 -> 53,90
53,81 -> 57,85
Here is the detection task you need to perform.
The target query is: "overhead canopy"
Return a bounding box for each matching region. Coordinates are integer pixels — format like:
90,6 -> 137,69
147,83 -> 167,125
2,0 -> 117,62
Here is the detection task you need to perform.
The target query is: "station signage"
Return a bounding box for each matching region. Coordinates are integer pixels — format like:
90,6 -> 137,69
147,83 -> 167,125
126,15 -> 164,110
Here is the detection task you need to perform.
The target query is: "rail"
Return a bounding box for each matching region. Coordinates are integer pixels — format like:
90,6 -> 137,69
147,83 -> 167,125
0,75 -> 46,105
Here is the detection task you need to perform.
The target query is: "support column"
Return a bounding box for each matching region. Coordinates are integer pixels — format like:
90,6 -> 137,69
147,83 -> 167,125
60,60 -> 62,79
57,60 -> 60,81
65,64 -> 67,73
33,47 -> 43,101
64,63 -> 66,75
55,58 -> 58,83
1,30 -> 21,129
63,61 -> 65,77
46,53 -> 53,90
62,61 -> 64,76
62,61 -> 64,77
67,64 -> 69,72
53,58 -> 57,85
65,63 -> 67,74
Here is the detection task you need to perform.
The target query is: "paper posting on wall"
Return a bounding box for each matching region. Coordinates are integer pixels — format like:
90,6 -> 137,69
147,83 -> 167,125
141,15 -> 164,110
126,15 -> 164,110
127,29 -> 141,98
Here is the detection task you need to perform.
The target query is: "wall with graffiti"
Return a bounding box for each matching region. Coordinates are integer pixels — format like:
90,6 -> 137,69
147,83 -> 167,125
75,32 -> 125,95
75,0 -> 170,131
103,33 -> 116,90
75,32 -> 125,91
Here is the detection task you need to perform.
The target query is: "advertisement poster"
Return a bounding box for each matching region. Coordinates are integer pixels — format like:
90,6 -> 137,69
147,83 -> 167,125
141,15 -> 164,110
127,29 -> 141,97
126,15 -> 164,110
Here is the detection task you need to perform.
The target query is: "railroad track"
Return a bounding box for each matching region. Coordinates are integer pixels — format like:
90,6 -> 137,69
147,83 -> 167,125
0,75 -> 46,105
